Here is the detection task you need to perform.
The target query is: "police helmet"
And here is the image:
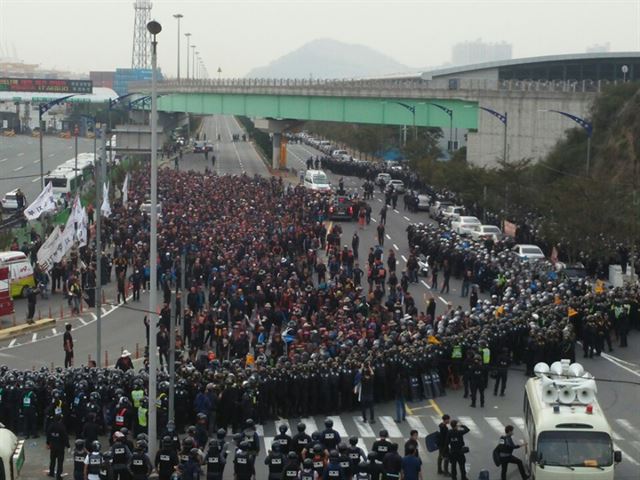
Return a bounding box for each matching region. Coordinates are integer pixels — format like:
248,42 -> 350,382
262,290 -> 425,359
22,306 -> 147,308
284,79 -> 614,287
303,458 -> 313,469
329,450 -> 339,459
187,425 -> 197,436
102,451 -> 113,461
239,440 -> 251,451
91,440 -> 101,452
367,451 -> 377,461
120,427 -> 129,437
338,442 -> 347,453
136,440 -> 147,451
379,429 -> 389,438
297,422 -> 306,432
313,444 -> 322,455
324,418 -> 333,428
136,433 -> 149,442
278,424 -> 288,434
245,418 -> 255,429
311,431 -> 321,442
182,437 -> 194,449
272,442 -> 281,453
162,436 -> 173,449
348,436 -> 358,446
208,439 -> 219,450
217,428 -> 227,439
288,451 -> 298,460
189,448 -> 200,458
75,439 -> 86,450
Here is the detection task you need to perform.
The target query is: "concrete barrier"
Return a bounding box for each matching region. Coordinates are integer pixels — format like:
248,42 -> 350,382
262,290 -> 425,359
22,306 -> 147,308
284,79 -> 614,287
0,318 -> 56,341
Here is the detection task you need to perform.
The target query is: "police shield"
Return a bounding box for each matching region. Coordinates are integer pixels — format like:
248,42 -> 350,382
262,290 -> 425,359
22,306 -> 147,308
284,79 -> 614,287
409,376 -> 421,401
430,370 -> 445,397
421,373 -> 433,400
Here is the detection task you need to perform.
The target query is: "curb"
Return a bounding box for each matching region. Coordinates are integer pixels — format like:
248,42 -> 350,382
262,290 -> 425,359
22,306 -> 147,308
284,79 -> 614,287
0,318 -> 56,341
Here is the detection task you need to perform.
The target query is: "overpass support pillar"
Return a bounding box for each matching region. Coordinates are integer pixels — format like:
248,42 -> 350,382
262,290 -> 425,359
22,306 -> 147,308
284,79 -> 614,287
272,132 -> 282,170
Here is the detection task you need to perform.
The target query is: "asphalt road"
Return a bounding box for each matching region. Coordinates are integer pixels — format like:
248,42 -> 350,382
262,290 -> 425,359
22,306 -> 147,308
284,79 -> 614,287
0,133 -> 94,201
5,117 -> 640,479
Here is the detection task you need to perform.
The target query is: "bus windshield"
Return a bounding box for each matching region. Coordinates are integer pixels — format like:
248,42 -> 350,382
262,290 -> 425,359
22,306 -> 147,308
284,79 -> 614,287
537,431 -> 612,467
45,177 -> 68,188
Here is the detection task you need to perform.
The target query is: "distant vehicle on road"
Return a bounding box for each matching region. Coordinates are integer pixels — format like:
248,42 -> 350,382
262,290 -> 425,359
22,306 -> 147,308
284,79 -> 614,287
328,195 -> 355,220
376,173 -> 391,186
0,265 -> 14,316
417,193 -> 431,211
429,200 -> 452,218
470,224 -> 503,241
303,169 -> 331,192
193,141 -> 206,153
442,205 -> 465,220
1,190 -> 20,212
44,169 -> 82,200
387,179 -> 405,194
0,251 -> 35,298
140,201 -> 163,217
451,215 -> 482,235
513,244 -> 546,261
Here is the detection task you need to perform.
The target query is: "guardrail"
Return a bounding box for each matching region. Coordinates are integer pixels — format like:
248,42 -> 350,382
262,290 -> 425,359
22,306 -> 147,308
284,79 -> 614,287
130,77 -> 618,94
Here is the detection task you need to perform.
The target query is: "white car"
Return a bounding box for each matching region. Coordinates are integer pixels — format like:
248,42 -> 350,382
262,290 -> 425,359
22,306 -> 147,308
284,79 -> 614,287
331,149 -> 348,158
429,200 -> 452,218
1,190 -> 20,212
442,205 -> 465,220
387,179 -> 405,194
417,194 -> 431,211
451,216 -> 481,235
376,173 -> 391,186
470,225 -> 503,241
513,244 -> 546,261
303,169 -> 332,192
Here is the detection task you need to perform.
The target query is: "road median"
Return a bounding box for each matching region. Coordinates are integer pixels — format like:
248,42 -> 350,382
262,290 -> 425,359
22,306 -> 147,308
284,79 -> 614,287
0,318 -> 56,341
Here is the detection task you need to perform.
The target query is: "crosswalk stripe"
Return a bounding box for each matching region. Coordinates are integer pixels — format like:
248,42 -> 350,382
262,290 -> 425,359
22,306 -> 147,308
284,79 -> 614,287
510,417 -> 526,433
614,443 -> 639,465
611,429 -> 623,441
615,418 -> 634,436
430,415 -> 441,428
485,417 -> 506,436
264,436 -> 274,451
256,425 -> 264,437
275,418 -> 291,434
302,417 -> 318,434
379,416 -> 403,438
406,416 -> 428,437
358,438 -> 369,457
353,416 -> 376,437
458,416 -> 481,437
328,416 -> 348,439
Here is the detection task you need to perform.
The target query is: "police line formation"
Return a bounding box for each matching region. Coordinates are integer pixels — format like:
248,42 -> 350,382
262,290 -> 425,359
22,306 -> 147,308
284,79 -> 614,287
1,156 -> 639,480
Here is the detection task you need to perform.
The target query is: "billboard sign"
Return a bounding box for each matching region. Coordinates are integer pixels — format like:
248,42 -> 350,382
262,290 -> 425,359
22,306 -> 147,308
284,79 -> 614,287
0,77 -> 92,94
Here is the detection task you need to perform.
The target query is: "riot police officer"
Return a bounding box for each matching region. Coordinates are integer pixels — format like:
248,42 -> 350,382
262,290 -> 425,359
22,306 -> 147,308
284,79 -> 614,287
85,441 -> 104,480
110,431 -> 132,480
273,424 -> 293,453
299,458 -> 316,480
371,430 -> 392,465
127,440 -> 152,480
233,441 -> 254,480
73,439 -> 87,480
204,438 -> 227,480
347,437 -> 366,477
321,418 -> 341,451
264,441 -> 285,480
154,436 -> 179,480
282,451 -> 300,479
323,450 -> 346,479
292,422 -> 312,458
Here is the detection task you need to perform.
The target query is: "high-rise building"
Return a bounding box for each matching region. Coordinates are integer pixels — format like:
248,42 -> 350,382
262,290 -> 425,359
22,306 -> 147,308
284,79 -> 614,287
452,39 -> 513,66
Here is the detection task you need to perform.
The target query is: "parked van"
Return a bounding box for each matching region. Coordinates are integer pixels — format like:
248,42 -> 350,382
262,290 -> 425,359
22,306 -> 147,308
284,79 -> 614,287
0,251 -> 35,298
303,169 -> 331,192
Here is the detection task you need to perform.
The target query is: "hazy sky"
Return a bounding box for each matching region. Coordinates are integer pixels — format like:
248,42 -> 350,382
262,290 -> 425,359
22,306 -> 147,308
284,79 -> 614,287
0,0 -> 638,77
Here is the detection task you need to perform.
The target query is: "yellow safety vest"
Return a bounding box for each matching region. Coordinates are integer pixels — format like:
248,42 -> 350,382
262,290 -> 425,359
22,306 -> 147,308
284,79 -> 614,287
138,407 -> 148,427
451,345 -> 462,359
482,347 -> 491,365
131,389 -> 144,408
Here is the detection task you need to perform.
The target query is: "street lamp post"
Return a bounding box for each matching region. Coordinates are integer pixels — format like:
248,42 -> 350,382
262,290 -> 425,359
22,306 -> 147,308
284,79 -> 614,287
622,65 -> 629,83
543,109 -> 593,175
38,95 -> 75,189
185,33 -> 191,79
467,105 -> 508,162
392,102 -> 417,141
191,45 -> 196,80
428,103 -> 454,152
147,18 -> 162,459
195,52 -> 200,79
173,14 -> 183,80
217,67 -> 222,80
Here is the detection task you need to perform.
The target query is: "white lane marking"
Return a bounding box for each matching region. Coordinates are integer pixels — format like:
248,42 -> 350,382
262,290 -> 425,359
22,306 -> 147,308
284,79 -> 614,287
77,316 -> 87,325
17,152 -> 24,157
275,418 -> 291,434
68,145 -> 73,149
256,424 -> 264,437
393,244 -> 399,251
406,415 -> 428,437
377,199 -> 382,202
458,416 -> 481,437
89,312 -> 97,321
49,153 -> 55,157
601,352 -> 640,378
438,296 -> 448,305
430,416 -> 441,428
385,234 -> 391,240
13,166 -> 23,171
371,218 -> 377,223
264,436 -> 274,451
393,209 -> 399,214
51,328 -> 57,335
510,417 -> 526,433
8,338 -> 17,348
403,216 -> 411,221
328,416 -> 348,438
0,158 -> 7,163
353,416 -> 376,438
614,443 -> 639,465
485,417 -> 506,436
302,417 -> 318,434
421,280 -> 431,290
33,159 -> 39,163
615,419 -> 634,440
31,177 -> 40,183
401,255 -> 408,262
358,439 -> 369,457
379,415 -> 402,438
31,333 -> 37,342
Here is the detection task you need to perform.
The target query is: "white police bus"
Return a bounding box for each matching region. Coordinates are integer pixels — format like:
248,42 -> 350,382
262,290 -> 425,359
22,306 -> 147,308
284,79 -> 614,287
523,360 -> 621,479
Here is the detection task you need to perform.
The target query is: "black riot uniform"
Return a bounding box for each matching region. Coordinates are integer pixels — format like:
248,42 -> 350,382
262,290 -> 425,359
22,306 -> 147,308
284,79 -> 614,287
233,442 -> 255,480
371,431 -> 392,465
273,424 -> 293,454
73,440 -> 87,480
205,439 -> 227,480
128,443 -> 152,480
264,443 -> 285,480
321,419 -> 341,451
292,423 -> 312,458
282,452 -> 300,480
155,438 -> 179,480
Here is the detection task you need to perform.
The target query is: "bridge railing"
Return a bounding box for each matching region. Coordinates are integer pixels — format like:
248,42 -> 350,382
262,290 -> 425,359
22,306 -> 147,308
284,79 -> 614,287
129,77 -> 618,94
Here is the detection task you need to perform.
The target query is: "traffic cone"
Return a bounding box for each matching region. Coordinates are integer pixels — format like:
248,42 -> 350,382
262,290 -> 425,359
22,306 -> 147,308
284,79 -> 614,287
12,314 -> 16,326
60,305 -> 64,319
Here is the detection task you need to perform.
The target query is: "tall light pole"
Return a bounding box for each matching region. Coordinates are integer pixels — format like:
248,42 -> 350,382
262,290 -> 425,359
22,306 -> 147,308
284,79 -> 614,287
191,45 -> 196,80
173,14 -> 183,80
195,52 -> 200,79
184,33 -> 191,79
429,103 -> 454,152
542,109 -> 593,176
217,67 -> 222,80
147,18 -> 162,459
38,95 -> 75,189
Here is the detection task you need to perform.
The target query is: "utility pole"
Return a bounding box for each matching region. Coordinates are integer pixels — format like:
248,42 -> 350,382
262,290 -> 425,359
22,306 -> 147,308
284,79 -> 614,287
96,126 -> 105,366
